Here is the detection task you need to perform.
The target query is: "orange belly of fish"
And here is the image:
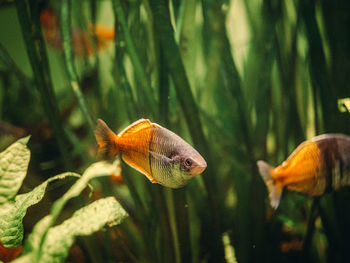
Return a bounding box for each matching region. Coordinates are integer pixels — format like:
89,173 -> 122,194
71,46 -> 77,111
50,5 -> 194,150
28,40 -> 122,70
117,130 -> 152,175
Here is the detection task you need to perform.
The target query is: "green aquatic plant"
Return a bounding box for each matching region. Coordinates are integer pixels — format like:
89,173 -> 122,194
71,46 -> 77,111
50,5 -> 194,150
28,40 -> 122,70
0,0 -> 349,262
0,137 -> 128,263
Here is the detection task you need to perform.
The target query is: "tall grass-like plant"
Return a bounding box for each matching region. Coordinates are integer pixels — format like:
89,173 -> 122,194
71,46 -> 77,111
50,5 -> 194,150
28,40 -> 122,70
14,0 -> 71,168
0,0 -> 349,262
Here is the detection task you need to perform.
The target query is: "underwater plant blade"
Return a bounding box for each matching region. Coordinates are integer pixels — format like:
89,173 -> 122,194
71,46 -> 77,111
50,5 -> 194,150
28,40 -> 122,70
0,136 -> 30,205
14,0 -> 72,169
0,173 -> 80,248
60,0 -> 94,132
111,0 -> 156,117
148,0 -> 225,261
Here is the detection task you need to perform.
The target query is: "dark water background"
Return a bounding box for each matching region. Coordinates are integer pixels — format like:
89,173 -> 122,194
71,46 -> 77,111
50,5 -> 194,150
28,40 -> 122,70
0,0 -> 349,262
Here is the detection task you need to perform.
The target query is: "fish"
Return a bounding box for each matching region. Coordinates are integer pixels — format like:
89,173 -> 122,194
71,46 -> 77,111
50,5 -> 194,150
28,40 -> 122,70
257,134 -> 350,209
94,119 -> 207,188
40,9 -> 114,56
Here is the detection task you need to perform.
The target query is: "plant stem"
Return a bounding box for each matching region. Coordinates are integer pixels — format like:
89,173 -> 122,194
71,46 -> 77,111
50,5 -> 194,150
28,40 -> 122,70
300,0 -> 333,132
120,163 -> 155,262
148,0 -> 224,261
60,0 -> 94,133
302,197 -> 320,259
14,0 -> 71,168
0,43 -> 33,88
112,0 -> 156,117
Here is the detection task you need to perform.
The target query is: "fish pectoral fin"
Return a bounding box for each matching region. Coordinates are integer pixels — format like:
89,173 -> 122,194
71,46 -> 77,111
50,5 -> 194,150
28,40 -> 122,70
118,119 -> 153,137
149,151 -> 173,164
122,154 -> 158,183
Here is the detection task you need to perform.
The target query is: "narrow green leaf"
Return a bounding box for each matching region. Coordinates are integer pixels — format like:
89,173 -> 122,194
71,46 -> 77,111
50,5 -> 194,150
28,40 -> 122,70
60,0 -> 94,132
14,1 -> 72,169
111,0 -> 157,116
0,136 -> 31,205
0,173 -> 80,248
15,197 -> 127,263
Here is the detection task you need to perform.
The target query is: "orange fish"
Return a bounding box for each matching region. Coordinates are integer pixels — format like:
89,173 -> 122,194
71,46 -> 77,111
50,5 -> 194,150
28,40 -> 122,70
40,9 -> 114,56
257,134 -> 350,209
94,119 -> 207,188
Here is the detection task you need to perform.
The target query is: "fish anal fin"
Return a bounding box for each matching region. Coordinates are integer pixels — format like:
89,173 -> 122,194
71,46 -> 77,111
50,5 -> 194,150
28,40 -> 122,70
118,119 -> 153,137
122,153 -> 158,183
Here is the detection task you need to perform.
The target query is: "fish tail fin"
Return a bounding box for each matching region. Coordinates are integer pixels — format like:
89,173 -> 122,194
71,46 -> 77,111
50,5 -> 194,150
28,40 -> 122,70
257,160 -> 283,209
94,119 -> 119,159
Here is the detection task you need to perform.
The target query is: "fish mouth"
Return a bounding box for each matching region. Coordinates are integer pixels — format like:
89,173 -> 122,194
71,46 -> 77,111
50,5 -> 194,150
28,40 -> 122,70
191,160 -> 207,175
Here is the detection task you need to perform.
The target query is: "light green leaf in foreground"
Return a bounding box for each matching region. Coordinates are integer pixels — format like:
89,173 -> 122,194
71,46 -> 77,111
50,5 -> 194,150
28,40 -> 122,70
0,136 -> 31,205
13,160 -> 122,262
0,173 -> 80,248
51,161 -> 121,219
13,197 -> 128,263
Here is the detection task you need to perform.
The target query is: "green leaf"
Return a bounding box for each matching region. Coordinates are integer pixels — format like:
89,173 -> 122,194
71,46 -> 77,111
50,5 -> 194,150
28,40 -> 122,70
11,216 -> 52,263
18,161 -> 120,261
41,197 -> 127,262
14,197 -> 128,263
338,98 -> 350,113
0,136 -> 31,205
0,173 -> 80,248
50,161 -> 120,216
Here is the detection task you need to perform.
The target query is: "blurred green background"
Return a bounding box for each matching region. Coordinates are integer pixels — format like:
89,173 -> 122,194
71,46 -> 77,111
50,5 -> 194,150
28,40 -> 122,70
0,0 -> 349,262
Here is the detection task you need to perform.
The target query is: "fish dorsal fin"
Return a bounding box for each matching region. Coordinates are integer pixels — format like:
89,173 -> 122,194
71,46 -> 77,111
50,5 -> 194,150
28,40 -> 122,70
117,119 -> 152,137
152,123 -> 162,128
122,153 -> 158,183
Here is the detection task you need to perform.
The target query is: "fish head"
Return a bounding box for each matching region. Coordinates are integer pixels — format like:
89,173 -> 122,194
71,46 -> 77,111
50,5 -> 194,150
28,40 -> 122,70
149,127 -> 207,188
163,146 -> 207,188
178,151 -> 207,177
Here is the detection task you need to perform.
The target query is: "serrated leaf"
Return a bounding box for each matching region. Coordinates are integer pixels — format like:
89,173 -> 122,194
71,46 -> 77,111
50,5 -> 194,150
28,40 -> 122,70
10,215 -> 52,263
14,197 -> 128,263
11,161 -> 121,262
41,197 -> 127,262
52,161 -> 121,215
0,173 -> 80,248
0,136 -> 31,205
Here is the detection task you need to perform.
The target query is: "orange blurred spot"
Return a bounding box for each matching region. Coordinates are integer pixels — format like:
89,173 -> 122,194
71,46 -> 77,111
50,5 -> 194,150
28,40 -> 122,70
280,239 -> 303,252
40,8 -> 114,57
89,24 -> 115,40
91,189 -> 102,200
110,172 -> 124,185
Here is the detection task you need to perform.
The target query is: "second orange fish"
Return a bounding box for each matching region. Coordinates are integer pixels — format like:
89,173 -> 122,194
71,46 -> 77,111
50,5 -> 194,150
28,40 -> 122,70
257,134 -> 350,209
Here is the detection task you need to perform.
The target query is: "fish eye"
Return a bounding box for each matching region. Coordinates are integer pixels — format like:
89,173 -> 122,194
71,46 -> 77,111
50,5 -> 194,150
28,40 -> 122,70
184,158 -> 193,168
